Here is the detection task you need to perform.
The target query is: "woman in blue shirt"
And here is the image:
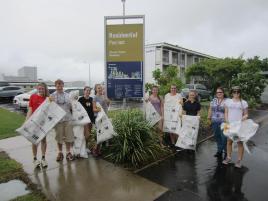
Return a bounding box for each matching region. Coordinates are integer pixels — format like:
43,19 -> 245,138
208,87 -> 227,159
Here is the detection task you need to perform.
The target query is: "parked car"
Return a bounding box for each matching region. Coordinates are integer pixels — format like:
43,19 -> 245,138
13,87 -> 56,109
13,87 -> 83,110
0,86 -> 24,101
181,84 -> 211,101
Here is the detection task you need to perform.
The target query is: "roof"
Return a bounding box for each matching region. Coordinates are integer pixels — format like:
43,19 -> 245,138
145,42 -> 217,59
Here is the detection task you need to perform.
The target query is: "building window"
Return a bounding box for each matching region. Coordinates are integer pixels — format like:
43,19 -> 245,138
180,53 -> 185,66
194,57 -> 199,63
163,50 -> 169,64
172,52 -> 178,65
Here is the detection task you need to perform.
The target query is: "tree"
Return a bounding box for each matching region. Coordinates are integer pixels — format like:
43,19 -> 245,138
145,66 -> 183,96
186,56 -> 268,106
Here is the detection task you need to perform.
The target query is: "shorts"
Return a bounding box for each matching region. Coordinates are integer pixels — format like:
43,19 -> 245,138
55,121 -> 74,144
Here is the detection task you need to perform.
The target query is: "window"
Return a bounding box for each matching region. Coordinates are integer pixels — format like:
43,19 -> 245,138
186,84 -> 194,89
4,87 -> 20,90
196,85 -> 207,90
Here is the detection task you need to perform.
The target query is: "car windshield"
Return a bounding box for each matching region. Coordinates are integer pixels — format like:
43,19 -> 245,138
27,89 -> 37,95
186,84 -> 194,89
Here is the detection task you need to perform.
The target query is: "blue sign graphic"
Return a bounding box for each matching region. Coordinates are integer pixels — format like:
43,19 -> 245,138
107,61 -> 143,99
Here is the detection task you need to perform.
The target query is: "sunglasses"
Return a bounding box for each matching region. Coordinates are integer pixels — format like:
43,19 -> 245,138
216,91 -> 223,94
232,90 -> 240,94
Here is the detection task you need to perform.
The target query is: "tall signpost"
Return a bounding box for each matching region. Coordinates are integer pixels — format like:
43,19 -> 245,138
104,15 -> 145,100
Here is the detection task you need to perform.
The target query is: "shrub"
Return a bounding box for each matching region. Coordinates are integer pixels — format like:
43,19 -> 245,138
104,109 -> 167,168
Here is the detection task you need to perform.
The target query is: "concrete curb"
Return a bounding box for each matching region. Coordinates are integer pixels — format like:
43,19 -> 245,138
134,135 -> 214,173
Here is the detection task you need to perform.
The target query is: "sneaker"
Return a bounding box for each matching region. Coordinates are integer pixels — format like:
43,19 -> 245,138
33,159 -> 41,169
41,159 -> 48,168
222,157 -> 232,165
214,152 -> 222,158
56,152 -> 64,162
235,160 -> 242,168
66,152 -> 74,161
86,148 -> 91,154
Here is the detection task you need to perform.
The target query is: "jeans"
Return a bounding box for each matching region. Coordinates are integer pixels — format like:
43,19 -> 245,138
212,122 -> 227,153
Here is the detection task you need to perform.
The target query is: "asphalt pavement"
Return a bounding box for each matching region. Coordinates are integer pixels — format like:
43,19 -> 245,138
138,110 -> 268,201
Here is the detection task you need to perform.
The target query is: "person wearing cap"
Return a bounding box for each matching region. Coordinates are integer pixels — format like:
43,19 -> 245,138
222,86 -> 248,168
51,79 -> 75,161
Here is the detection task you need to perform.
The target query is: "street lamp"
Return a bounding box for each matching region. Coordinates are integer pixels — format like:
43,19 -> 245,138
121,0 -> 126,24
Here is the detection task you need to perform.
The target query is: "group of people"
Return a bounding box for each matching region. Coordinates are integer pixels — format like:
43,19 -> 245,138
208,86 -> 248,168
26,80 -> 248,169
146,84 -> 201,148
147,85 -> 248,168
26,79 -> 109,168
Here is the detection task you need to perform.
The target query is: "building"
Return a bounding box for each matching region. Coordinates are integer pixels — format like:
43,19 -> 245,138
18,66 -> 37,81
145,42 -> 216,84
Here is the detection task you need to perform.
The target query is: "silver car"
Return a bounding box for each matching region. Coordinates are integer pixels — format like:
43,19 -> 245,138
0,86 -> 24,101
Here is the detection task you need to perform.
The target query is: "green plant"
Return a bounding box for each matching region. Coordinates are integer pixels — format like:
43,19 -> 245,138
0,108 -> 25,140
105,109 -> 167,168
146,66 -> 183,96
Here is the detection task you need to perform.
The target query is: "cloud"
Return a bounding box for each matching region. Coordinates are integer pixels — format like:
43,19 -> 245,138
0,0 -> 267,83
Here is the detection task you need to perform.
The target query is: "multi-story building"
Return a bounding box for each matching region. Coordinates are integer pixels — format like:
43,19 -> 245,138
18,66 -> 37,81
145,42 -> 216,84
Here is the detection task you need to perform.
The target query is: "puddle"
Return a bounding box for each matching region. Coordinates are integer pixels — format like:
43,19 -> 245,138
0,180 -> 30,201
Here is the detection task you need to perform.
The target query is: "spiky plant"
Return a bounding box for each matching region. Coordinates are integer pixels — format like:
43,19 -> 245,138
104,109 -> 167,168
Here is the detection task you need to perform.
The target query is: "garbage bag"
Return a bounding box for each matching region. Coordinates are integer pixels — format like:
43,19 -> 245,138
69,90 -> 91,125
221,119 -> 259,154
163,101 -> 182,135
221,119 -> 259,142
16,98 -> 66,144
175,115 -> 200,150
145,102 -> 161,127
95,103 -> 116,144
73,126 -> 88,158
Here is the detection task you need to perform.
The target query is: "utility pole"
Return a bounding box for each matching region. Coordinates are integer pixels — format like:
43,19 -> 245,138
88,63 -> 91,87
121,0 -> 126,24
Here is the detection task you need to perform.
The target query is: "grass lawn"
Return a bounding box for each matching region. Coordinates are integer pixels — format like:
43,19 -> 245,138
0,152 -> 47,201
0,108 -> 25,140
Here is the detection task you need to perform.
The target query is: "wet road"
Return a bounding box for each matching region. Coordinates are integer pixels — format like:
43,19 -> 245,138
138,117 -> 268,201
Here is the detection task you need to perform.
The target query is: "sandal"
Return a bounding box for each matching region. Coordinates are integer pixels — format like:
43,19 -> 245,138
222,157 -> 232,165
56,152 -> 64,162
66,152 -> 74,161
235,160 -> 242,168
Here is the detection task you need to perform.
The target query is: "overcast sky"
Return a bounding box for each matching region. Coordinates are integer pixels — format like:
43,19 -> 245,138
0,0 -> 268,85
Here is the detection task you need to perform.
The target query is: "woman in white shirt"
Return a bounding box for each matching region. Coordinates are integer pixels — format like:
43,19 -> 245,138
222,86 -> 248,168
164,84 -> 183,148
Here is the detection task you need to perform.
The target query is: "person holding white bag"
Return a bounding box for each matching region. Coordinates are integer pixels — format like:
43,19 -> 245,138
222,86 -> 248,168
146,85 -> 164,147
164,84 -> 183,148
78,86 -> 95,147
26,82 -> 49,169
92,84 -> 110,157
51,79 -> 75,162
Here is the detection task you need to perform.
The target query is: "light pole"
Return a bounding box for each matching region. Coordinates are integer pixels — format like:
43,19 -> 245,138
121,0 -> 126,24
88,63 -> 91,87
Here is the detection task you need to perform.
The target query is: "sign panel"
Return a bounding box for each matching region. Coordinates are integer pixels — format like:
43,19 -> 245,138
106,23 -> 144,98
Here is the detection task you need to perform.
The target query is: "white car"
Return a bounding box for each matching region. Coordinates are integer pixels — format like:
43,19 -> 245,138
13,87 -> 84,110
13,87 -> 56,109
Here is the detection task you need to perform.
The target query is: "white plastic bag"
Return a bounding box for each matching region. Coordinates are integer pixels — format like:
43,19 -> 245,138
163,102 -> 182,134
221,119 -> 259,153
73,126 -> 88,158
95,103 -> 116,144
221,119 -> 259,142
69,90 -> 91,125
175,115 -> 200,150
16,99 -> 66,144
145,102 -> 161,127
